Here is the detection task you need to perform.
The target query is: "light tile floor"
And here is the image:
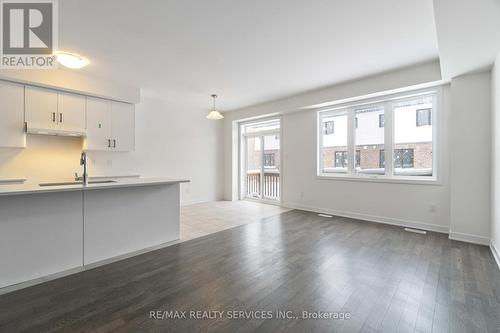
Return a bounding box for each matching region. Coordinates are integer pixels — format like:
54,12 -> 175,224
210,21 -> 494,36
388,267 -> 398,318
180,200 -> 290,241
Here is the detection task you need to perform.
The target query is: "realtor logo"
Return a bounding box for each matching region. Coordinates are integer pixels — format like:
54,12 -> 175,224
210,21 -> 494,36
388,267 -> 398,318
1,0 -> 58,68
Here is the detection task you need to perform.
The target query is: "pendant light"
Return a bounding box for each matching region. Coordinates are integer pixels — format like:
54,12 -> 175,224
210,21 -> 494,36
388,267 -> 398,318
206,94 -> 224,120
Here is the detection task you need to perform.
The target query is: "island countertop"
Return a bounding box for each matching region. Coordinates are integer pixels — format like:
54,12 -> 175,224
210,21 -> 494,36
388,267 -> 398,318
0,178 -> 190,197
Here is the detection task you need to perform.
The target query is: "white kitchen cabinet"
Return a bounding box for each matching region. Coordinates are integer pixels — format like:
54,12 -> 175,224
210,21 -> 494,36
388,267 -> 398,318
25,86 -> 58,131
25,86 -> 86,135
0,81 -> 25,148
84,97 -> 112,150
84,98 -> 135,152
0,191 -> 84,289
57,92 -> 86,133
111,101 -> 135,151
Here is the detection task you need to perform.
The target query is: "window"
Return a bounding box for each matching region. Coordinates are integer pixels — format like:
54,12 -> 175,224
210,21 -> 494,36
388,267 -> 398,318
416,108 -> 431,126
335,150 -> 360,168
318,90 -> 437,182
394,149 -> 414,168
320,111 -> 347,174
355,106 -> 385,175
334,151 -> 347,168
394,96 -> 433,176
324,121 -> 334,135
264,153 -> 275,167
379,114 -> 385,127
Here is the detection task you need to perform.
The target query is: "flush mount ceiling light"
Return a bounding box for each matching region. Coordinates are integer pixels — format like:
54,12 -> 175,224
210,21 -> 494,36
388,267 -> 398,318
54,51 -> 89,69
206,94 -> 224,120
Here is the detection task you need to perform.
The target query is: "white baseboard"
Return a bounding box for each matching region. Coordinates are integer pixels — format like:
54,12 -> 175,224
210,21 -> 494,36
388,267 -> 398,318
490,241 -> 500,270
181,199 -> 208,206
283,202 -> 449,234
448,231 -> 490,246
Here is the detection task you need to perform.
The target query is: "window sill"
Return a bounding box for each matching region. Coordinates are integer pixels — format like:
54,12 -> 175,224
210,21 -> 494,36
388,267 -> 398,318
316,174 -> 440,186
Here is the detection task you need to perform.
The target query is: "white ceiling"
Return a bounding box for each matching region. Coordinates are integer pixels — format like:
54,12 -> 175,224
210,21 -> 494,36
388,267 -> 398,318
59,0 -> 439,111
433,0 -> 500,79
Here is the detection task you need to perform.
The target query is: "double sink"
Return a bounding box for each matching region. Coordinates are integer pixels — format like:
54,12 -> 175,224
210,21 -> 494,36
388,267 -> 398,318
39,180 -> 117,187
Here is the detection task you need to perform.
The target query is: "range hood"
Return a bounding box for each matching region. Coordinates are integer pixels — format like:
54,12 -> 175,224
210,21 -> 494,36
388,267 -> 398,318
26,124 -> 86,137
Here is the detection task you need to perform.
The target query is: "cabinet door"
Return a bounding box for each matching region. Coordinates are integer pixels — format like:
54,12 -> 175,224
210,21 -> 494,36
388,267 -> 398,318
0,81 -> 25,148
58,92 -> 85,133
84,97 -> 112,151
111,102 -> 135,152
25,86 -> 58,130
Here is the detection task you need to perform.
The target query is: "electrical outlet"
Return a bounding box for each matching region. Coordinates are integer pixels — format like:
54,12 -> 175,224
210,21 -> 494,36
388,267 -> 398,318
429,204 -> 436,213
300,191 -> 305,198
107,159 -> 112,166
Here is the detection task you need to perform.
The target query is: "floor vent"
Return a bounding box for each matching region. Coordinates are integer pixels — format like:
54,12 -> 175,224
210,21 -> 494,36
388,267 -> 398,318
404,227 -> 427,235
318,213 -> 333,218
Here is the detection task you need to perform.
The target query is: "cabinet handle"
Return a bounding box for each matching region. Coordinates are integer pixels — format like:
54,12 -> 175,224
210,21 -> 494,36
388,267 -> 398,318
59,113 -> 63,123
52,112 -> 56,122
108,139 -> 111,148
113,139 -> 116,148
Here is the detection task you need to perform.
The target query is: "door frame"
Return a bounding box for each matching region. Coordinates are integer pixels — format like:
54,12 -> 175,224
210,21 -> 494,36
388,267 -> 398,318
239,117 -> 282,205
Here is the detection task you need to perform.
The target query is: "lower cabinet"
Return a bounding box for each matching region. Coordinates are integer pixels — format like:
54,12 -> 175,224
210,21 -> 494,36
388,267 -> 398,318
0,184 -> 181,289
0,192 -> 83,289
83,184 -> 179,265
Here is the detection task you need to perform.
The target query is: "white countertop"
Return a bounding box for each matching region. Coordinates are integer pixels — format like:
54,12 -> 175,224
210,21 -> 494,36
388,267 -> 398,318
0,178 -> 190,197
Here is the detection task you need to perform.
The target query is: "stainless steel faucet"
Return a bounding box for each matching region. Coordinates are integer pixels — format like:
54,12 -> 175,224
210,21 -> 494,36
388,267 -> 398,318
80,152 -> 88,185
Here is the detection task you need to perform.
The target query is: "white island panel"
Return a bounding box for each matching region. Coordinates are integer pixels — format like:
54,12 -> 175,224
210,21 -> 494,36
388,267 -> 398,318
83,183 -> 180,265
0,191 -> 83,289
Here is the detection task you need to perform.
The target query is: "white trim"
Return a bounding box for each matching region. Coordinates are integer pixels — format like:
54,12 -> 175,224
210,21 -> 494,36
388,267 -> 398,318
490,241 -> 500,270
317,88 -> 441,185
307,82 -> 448,111
283,202 -> 449,234
242,129 -> 280,137
448,232 -> 490,246
239,116 -> 283,204
181,199 -> 209,207
315,175 -> 440,185
0,239 -> 180,295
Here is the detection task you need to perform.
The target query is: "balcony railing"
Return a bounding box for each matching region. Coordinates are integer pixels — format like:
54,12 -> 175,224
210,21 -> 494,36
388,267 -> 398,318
246,170 -> 280,200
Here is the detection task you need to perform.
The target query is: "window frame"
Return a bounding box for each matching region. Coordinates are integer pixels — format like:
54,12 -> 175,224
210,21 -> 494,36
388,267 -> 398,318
317,87 -> 441,185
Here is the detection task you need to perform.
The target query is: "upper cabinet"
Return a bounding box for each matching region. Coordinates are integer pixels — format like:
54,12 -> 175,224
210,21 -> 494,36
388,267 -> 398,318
111,102 -> 135,152
0,80 -> 135,151
84,97 -> 134,152
84,97 -> 112,151
25,86 -> 85,135
25,86 -> 58,131
57,92 -> 86,133
0,81 -> 25,148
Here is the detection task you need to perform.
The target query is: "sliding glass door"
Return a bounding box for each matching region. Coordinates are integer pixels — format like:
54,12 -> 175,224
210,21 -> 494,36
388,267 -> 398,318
241,119 -> 281,202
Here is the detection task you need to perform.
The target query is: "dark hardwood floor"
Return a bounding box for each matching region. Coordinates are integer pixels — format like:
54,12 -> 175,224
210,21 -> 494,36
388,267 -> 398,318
0,210 -> 499,333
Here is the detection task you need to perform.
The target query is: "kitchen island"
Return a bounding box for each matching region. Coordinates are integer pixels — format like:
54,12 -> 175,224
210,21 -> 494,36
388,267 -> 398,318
0,178 -> 189,290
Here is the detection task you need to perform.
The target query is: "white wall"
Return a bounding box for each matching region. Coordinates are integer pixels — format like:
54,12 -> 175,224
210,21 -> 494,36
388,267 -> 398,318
224,61 -> 452,232
281,96 -> 450,232
0,87 -> 223,205
449,71 -> 491,244
224,60 -> 443,200
491,52 -> 500,258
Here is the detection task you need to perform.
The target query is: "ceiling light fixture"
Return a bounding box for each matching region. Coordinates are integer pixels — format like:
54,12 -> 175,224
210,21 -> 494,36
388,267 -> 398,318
206,94 -> 224,120
54,51 -> 89,69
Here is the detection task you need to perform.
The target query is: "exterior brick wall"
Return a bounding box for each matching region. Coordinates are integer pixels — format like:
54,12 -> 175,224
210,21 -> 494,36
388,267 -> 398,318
322,142 -> 432,170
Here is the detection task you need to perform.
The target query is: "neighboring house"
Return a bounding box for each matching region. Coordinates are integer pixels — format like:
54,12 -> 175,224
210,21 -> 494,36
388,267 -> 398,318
246,135 -> 280,173
322,101 -> 433,175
